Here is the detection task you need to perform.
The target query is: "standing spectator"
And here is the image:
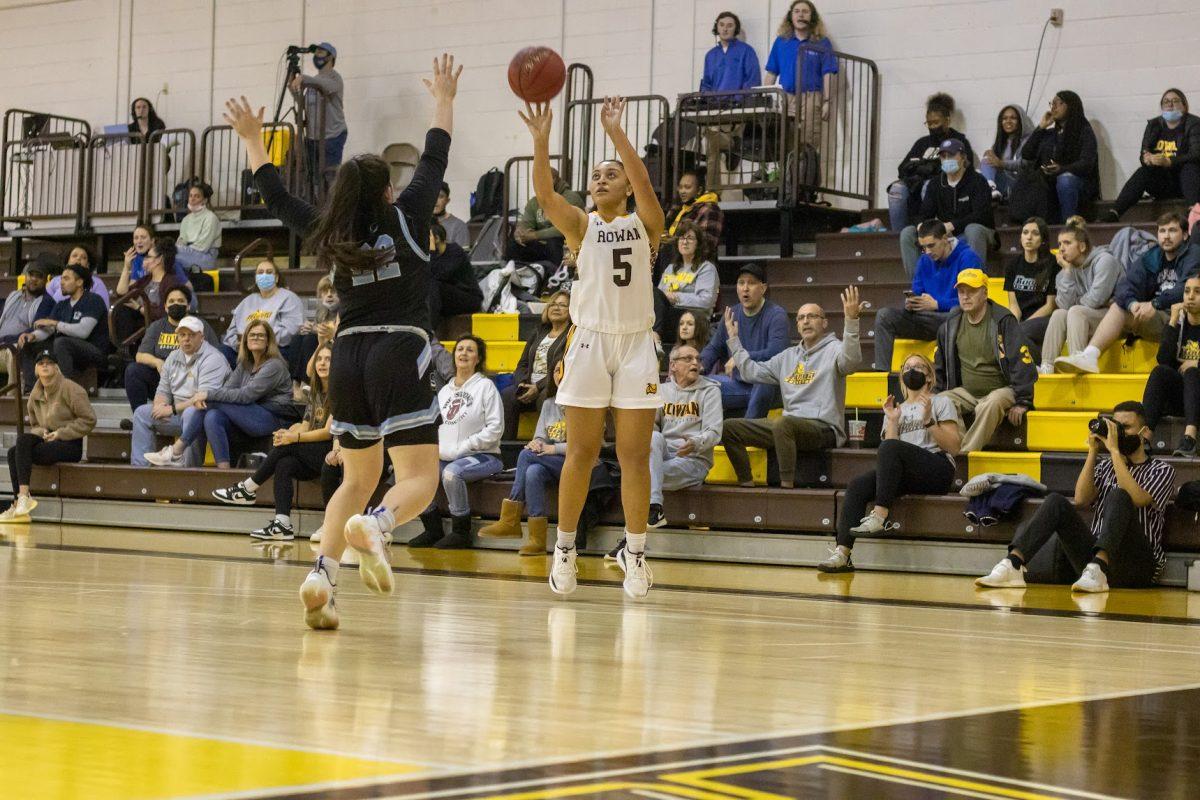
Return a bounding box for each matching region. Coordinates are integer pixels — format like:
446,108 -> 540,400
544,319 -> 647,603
1108,89 -> 1200,221
506,168 -> 584,266
1,261 -> 53,378
700,263 -> 789,417
819,353 -> 962,573
23,263 -> 111,389
146,320 -> 294,468
976,402 -> 1175,592
720,288 -> 864,487
935,269 -> 1037,453
501,290 -> 570,440
700,11 -> 761,93
898,139 -> 994,277
287,274 -> 338,387
410,336 -> 504,549
1056,212 -> 1200,374
222,259 -> 305,361
130,316 -> 230,467
676,309 -> 711,353
764,0 -> 837,145
211,342 -> 335,541
659,170 -> 723,276
888,94 -> 974,231
175,181 -> 222,273
655,220 -> 719,343
1003,217 -> 1059,361
1143,275 -> 1200,456
123,286 -> 220,412
113,237 -> 188,348
290,42 -> 346,196
873,220 -> 977,371
47,246 -> 110,306
1038,224 -> 1121,373
0,349 -> 95,522
127,97 -> 165,142
1014,91 -> 1099,223
428,221 -> 483,327
980,105 -> 1033,200
434,182 -> 471,249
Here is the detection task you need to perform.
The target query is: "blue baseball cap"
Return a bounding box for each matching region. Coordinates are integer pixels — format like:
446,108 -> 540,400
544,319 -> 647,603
316,42 -> 337,58
937,138 -> 965,155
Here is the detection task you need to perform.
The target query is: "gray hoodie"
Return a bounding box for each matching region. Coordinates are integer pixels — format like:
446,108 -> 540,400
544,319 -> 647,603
208,355 -> 294,415
534,397 -> 568,447
156,341 -> 231,407
224,289 -> 306,347
730,318 -> 863,445
656,375 -> 723,468
1055,246 -> 1121,310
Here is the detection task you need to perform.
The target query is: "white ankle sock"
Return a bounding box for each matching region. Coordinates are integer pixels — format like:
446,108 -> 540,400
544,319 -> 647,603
1082,345 -> 1100,359
373,506 -> 396,531
556,529 -> 576,550
275,514 -> 291,526
315,555 -> 339,584
243,478 -> 260,493
625,531 -> 647,554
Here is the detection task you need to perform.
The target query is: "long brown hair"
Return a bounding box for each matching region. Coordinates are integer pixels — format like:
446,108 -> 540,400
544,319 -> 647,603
305,154 -> 397,281
777,0 -> 827,40
307,341 -> 333,425
238,318 -> 283,369
671,219 -> 715,265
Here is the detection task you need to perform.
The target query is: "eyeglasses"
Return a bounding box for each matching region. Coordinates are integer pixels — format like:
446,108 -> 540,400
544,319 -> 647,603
670,355 -> 700,363
1162,98 -> 1185,108
677,235 -> 698,243
548,302 -> 570,309
246,333 -> 268,340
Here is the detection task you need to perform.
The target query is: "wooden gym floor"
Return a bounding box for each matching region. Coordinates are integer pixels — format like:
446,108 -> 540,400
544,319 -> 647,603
0,523 -> 1198,799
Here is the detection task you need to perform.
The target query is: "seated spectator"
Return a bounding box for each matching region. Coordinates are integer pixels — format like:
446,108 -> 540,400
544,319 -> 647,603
819,353 -> 963,573
720,287 -> 863,487
506,168 -> 584,266
655,220 -> 719,343
112,237 -> 188,351
980,105 -> 1032,200
660,170 -> 723,271
287,274 -> 338,389
211,342 -> 335,541
764,1 -> 837,144
676,309 -> 711,353
501,290 -> 570,440
700,262 -> 789,417
146,319 -> 294,468
175,181 -> 222,273
1003,217 -> 1059,362
0,260 -> 53,378
1108,89 -> 1200,221
434,181 -> 471,249
1013,91 -> 1099,223
47,246 -> 110,306
899,139 -> 994,277
1038,222 -> 1121,373
410,336 -> 504,549
127,97 -> 165,142
0,349 -> 95,522
1143,275 -> 1200,456
130,316 -> 230,467
873,220 -> 977,371
123,286 -> 220,413
935,269 -> 1036,453
1057,212 -> 1200,374
888,93 -> 974,231
222,259 -> 304,364
22,263 -> 111,390
428,221 -> 483,327
976,401 -> 1175,593
700,12 -> 760,93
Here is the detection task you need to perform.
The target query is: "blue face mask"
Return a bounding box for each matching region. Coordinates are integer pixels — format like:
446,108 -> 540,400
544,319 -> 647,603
313,56 -> 329,69
255,273 -> 277,292
940,159 -> 959,175
1163,109 -> 1184,124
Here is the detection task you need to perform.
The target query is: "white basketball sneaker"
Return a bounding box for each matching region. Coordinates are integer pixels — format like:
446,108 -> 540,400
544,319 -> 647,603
344,510 -> 394,596
1071,563 -> 1110,593
975,558 -> 1027,588
616,547 -> 653,599
549,546 -> 578,595
299,557 -> 339,630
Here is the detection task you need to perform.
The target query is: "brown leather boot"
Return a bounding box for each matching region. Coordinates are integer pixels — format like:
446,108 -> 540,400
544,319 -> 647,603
478,498 -> 524,538
519,516 -> 548,556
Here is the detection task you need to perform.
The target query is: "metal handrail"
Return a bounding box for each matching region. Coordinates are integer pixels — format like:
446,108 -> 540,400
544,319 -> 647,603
562,94 -> 672,202
0,343 -> 25,435
500,154 -> 566,252
143,128 -> 197,222
232,237 -> 275,294
562,63 -> 594,169
2,110 -> 91,234
106,285 -> 153,353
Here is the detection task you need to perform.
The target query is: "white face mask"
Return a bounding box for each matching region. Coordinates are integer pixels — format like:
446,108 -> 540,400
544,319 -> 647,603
187,200 -> 204,213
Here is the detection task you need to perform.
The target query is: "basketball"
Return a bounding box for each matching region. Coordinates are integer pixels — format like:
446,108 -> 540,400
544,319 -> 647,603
508,46 -> 566,103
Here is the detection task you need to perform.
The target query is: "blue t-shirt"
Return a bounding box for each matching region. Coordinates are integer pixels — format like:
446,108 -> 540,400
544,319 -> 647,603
51,290 -> 111,351
765,36 -> 837,94
700,40 -> 762,93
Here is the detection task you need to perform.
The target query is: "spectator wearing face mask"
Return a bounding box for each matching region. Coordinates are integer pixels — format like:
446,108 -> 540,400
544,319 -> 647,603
175,181 -> 222,273
123,285 -> 220,414
289,41 -> 346,196
1107,89 -> 1200,221
221,259 -> 305,365
888,93 -> 975,231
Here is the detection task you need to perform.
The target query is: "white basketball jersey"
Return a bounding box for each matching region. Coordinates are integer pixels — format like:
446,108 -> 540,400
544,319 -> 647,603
570,212 -> 655,335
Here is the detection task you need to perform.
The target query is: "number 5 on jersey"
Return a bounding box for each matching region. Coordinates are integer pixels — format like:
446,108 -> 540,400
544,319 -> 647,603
612,247 -> 633,287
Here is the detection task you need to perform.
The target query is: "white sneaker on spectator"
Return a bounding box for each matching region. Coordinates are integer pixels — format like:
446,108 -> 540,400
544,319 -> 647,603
850,513 -> 891,535
344,511 -> 394,596
144,446 -> 184,467
975,558 -> 1027,588
1037,363 -> 1055,375
1054,352 -> 1099,374
1071,563 -> 1110,593
298,563 -> 338,630
309,527 -> 323,543
817,547 -> 854,573
549,546 -> 578,595
616,547 -> 653,599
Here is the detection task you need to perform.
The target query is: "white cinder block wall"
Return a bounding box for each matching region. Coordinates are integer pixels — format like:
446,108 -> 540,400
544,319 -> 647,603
1,0 -> 1197,213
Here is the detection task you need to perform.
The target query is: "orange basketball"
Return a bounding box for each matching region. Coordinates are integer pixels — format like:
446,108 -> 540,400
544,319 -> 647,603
508,46 -> 567,104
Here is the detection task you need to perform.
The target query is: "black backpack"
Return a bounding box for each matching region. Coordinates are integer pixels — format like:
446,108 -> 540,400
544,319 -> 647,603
470,168 -> 504,221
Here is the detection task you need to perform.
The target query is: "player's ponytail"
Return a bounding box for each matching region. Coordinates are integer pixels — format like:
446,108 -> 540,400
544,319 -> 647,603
307,154 -> 395,281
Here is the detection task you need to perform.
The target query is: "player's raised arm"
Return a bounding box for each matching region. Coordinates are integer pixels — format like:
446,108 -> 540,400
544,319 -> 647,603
599,96 -> 664,242
518,102 -> 589,251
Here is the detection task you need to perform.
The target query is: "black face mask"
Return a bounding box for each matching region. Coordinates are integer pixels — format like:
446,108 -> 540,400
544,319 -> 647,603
166,304 -> 188,322
901,369 -> 927,391
1117,429 -> 1145,457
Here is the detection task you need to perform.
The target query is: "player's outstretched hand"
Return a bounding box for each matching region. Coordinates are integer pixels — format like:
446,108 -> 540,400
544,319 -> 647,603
222,96 -> 264,142
518,102 -> 553,143
423,53 -> 462,102
599,96 -> 626,134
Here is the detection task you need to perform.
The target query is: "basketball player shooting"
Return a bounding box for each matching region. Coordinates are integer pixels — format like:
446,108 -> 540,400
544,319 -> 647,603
518,97 -> 665,599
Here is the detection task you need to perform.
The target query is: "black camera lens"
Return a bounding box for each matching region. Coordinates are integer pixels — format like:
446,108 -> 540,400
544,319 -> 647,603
1089,416 -> 1109,436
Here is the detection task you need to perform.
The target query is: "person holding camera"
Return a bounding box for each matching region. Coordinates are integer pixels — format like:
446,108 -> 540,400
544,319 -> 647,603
976,401 -> 1176,593
289,42 -> 346,196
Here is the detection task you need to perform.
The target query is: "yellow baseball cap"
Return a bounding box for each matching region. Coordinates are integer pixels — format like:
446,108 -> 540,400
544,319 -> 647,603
955,268 -> 988,289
